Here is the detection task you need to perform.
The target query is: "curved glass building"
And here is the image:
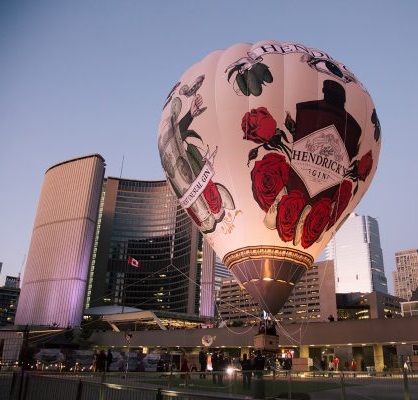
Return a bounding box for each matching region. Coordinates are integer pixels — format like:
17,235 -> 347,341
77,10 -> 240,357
86,178 -> 202,315
15,155 -> 105,328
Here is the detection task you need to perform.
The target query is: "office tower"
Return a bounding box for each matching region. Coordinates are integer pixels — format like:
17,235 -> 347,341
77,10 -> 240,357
337,291 -> 402,320
199,238 -> 215,318
214,255 -> 232,294
4,276 -> 20,289
86,178 -> 202,315
199,251 -> 233,319
401,287 -> 418,316
393,249 -> 418,300
325,213 -> 388,294
217,276 -> 261,325
278,260 -> 337,322
15,155 -> 105,328
0,283 -> 20,326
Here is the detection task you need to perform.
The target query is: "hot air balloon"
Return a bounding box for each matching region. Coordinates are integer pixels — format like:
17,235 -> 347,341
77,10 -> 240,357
157,40 -> 381,316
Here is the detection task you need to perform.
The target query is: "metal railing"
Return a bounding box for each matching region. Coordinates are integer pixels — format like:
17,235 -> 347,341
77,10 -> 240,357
4,368 -> 418,400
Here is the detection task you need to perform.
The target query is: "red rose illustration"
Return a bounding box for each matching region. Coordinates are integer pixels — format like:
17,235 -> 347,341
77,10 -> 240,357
241,107 -> 277,144
357,150 -> 373,181
301,198 -> 332,248
203,180 -> 222,214
327,180 -> 353,230
276,190 -> 305,242
251,153 -> 290,212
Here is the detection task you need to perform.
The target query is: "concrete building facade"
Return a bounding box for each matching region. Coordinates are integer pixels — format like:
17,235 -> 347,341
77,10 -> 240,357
393,249 -> 418,301
337,291 -> 403,320
15,154 -> 105,328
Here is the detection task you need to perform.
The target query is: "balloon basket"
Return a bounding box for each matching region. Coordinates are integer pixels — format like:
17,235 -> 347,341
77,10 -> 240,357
254,333 -> 280,352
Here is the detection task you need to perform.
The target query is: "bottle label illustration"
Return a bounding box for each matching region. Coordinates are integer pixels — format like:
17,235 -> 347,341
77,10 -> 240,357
179,161 -> 215,208
159,76 -> 236,234
291,125 -> 349,198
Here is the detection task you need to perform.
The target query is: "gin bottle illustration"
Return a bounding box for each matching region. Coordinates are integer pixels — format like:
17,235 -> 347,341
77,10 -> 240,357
295,79 -> 361,159
289,79 -> 362,203
159,97 -> 215,231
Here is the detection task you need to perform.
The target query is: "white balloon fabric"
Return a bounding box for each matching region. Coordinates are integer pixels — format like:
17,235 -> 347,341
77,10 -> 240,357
158,40 -> 381,315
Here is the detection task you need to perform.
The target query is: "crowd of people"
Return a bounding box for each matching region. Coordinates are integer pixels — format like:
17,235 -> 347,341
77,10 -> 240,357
320,356 -> 367,372
91,349 -> 114,372
194,347 -> 268,390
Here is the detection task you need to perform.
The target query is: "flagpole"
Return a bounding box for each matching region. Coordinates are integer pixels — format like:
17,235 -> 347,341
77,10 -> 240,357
122,257 -> 128,314
123,256 -> 140,314
119,167 -> 125,314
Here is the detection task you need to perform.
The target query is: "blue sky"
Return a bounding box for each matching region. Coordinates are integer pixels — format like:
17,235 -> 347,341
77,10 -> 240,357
1,0 -> 417,293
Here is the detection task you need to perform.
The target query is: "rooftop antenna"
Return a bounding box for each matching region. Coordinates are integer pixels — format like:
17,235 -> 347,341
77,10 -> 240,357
120,154 -> 125,314
18,254 -> 26,288
119,155 -> 125,179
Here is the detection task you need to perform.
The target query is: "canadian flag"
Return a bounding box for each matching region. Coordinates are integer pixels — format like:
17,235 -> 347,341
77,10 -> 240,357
128,256 -> 140,268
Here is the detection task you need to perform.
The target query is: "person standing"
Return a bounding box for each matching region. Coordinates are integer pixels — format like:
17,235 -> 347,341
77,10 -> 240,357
97,350 -> 106,372
320,357 -> 327,371
217,351 -> 225,385
333,356 -> 340,372
254,350 -> 265,378
350,358 -> 357,376
106,349 -> 113,372
199,347 -> 207,378
211,351 -> 219,384
180,356 -> 190,379
92,351 -> 98,372
240,353 -> 252,390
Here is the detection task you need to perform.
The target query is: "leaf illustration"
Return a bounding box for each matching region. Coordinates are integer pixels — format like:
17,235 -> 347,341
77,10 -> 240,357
227,65 -> 240,82
277,129 -> 290,143
181,129 -> 203,142
186,143 -> 204,175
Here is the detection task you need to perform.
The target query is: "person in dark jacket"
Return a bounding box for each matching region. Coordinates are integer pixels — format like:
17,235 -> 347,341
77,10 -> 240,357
199,347 -> 207,378
240,353 -> 252,389
106,349 -> 113,372
253,350 -> 265,378
211,351 -> 219,384
217,351 -> 225,385
96,350 -> 106,372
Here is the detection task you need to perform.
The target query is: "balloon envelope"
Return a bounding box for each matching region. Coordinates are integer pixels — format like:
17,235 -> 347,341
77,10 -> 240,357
158,40 -> 381,315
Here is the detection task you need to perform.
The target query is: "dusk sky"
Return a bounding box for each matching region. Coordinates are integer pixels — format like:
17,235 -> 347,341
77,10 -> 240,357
1,0 -> 417,293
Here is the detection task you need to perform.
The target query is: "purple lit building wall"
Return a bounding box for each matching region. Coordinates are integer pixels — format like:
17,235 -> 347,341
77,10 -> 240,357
15,154 -> 105,328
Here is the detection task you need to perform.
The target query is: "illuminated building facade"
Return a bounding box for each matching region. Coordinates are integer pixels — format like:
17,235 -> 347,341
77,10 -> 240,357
15,155 -> 105,327
336,291 -> 402,320
325,213 -> 388,294
217,277 -> 262,325
393,249 -> 418,301
278,261 -> 337,323
86,178 -> 202,315
0,278 -> 20,326
217,261 -> 337,324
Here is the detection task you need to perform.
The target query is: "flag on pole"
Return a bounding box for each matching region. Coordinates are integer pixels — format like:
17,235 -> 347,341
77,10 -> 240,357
128,256 -> 140,268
